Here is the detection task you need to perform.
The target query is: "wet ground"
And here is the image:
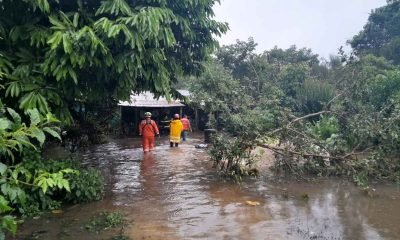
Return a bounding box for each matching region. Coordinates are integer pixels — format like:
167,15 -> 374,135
17,135 -> 400,240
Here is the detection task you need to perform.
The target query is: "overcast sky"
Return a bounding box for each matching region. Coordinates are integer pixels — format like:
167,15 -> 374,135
213,0 -> 387,59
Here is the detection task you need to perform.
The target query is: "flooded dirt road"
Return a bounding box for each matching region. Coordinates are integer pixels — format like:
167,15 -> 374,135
17,135 -> 400,239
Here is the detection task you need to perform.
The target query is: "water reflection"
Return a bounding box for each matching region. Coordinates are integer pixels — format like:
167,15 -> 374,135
140,152 -> 157,193
16,137 -> 400,240
121,151 -> 180,240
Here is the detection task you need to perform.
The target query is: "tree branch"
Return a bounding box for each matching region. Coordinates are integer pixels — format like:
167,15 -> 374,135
267,110 -> 331,135
257,143 -> 375,161
258,143 -> 336,159
325,92 -> 344,109
289,110 -> 331,126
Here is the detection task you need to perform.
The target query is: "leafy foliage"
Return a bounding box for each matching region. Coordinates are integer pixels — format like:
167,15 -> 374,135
295,79 -> 335,114
188,62 -> 251,115
85,211 -> 124,233
0,0 -> 226,236
209,133 -> 258,180
0,159 -> 76,237
188,35 -> 400,183
20,158 -> 104,208
0,108 -> 60,163
65,168 -> 104,203
309,116 -> 339,141
350,1 -> 400,64
0,0 -> 228,123
0,107 -> 104,237
0,195 -> 17,239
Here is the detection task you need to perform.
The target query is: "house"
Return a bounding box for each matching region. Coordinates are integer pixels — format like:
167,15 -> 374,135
118,91 -> 200,135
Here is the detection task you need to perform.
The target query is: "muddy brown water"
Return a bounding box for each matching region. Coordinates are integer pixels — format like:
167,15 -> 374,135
16,135 -> 400,240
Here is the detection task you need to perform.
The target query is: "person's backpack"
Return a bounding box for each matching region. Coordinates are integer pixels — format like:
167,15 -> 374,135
141,119 -> 157,135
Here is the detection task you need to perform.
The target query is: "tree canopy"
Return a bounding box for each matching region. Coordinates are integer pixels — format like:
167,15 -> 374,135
350,1 -> 400,64
0,0 -> 228,122
187,36 -> 400,182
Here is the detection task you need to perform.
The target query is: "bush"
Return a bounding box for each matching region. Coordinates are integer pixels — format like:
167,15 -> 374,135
21,158 -> 104,207
209,133 -> 259,180
84,211 -> 124,233
0,196 -> 17,239
0,106 -> 104,238
309,116 -> 340,140
296,79 -> 335,115
65,168 -> 104,203
0,157 -> 104,220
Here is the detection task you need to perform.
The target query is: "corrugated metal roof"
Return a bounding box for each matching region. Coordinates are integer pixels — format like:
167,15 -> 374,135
118,91 -> 185,108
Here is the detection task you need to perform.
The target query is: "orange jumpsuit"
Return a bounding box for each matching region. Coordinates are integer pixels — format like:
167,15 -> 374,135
139,118 -> 159,152
181,118 -> 191,131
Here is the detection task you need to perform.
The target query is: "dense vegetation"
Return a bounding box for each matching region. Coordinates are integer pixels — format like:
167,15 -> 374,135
351,0 -> 400,64
2,0 -> 400,237
0,103 -> 105,238
0,0 -> 227,238
187,1 -> 400,183
0,0 -> 227,123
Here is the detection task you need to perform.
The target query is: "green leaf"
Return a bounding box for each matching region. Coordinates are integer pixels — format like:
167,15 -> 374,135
46,178 -> 55,187
14,135 -> 37,150
0,118 -> 12,130
0,195 -> 13,213
73,13 -> 79,28
62,179 -> 70,192
62,34 -> 72,53
0,163 -> 7,175
37,94 -> 49,113
61,169 -> 78,174
45,112 -> 60,123
27,109 -> 41,125
11,170 -> 18,180
5,82 -> 21,98
7,108 -> 21,124
8,188 -> 17,202
2,215 -> 17,235
16,189 -> 26,205
43,127 -> 61,140
38,179 -> 48,193
1,184 -> 10,196
69,68 -> 78,84
47,31 -> 63,49
31,128 -> 46,145
33,0 -> 50,13
19,92 -> 34,110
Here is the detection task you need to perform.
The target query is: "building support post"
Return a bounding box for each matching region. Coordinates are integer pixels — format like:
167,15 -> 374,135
134,108 -> 139,136
119,106 -> 123,135
195,108 -> 199,131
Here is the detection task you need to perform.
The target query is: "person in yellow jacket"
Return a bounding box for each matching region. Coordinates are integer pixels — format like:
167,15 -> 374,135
169,113 -> 183,147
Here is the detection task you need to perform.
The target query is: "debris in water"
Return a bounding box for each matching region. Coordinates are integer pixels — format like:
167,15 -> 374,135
362,187 -> 377,197
195,144 -> 208,149
52,209 -> 64,214
245,200 -> 261,206
301,194 -> 309,200
282,191 -> 289,199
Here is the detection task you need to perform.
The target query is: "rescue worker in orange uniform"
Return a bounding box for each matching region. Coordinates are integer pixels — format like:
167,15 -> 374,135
180,114 -> 192,141
139,112 -> 160,152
